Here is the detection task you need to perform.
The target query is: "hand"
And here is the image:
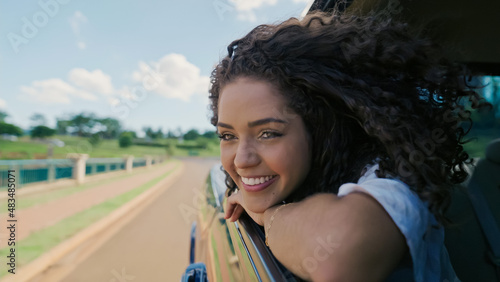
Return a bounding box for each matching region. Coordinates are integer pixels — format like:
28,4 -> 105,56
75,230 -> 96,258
224,190 -> 266,226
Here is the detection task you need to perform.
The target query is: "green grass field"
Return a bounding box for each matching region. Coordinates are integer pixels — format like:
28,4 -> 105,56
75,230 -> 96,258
0,135 -> 220,160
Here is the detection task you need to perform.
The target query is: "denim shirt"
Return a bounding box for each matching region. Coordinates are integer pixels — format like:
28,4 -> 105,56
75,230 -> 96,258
338,164 -> 459,282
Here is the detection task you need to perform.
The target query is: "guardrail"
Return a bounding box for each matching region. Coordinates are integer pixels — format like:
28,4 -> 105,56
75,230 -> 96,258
0,155 -> 165,189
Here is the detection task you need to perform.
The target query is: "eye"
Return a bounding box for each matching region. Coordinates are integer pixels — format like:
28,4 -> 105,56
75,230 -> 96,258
260,131 -> 282,139
218,133 -> 236,141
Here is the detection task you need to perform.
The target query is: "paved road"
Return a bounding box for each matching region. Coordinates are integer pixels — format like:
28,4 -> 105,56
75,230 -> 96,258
33,158 -> 218,282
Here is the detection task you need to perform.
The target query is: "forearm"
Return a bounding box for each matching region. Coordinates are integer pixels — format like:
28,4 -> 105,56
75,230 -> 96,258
262,192 -> 407,281
263,193 -> 342,280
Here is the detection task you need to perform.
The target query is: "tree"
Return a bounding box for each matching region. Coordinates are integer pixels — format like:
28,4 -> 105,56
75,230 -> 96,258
167,129 -> 176,138
202,130 -> 218,139
143,126 -> 154,139
56,119 -> 71,135
0,111 -> 8,123
184,129 -> 200,141
97,118 -> 121,139
119,132 -> 134,148
31,125 -> 56,139
0,122 -> 23,136
153,128 -> 163,139
56,114 -> 121,138
30,113 -> 47,127
71,113 -> 96,137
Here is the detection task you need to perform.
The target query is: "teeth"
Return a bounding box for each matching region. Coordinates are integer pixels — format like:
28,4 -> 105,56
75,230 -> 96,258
241,175 -> 275,186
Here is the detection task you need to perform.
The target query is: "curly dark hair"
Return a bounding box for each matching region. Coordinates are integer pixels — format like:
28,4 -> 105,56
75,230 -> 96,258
208,11 -> 488,224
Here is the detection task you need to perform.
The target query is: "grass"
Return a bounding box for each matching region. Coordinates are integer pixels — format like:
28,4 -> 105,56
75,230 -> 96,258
2,160 -> 173,211
0,135 -> 221,160
0,161 -> 180,278
0,139 -> 47,159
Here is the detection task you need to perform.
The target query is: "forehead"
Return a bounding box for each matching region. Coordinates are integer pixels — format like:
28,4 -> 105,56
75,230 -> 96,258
218,78 -> 290,121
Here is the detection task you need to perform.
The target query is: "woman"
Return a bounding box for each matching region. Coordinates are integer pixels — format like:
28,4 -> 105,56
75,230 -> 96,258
209,11 -> 485,281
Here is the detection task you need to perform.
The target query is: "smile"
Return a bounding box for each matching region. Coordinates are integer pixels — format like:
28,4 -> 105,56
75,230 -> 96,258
240,175 -> 278,192
241,175 -> 277,185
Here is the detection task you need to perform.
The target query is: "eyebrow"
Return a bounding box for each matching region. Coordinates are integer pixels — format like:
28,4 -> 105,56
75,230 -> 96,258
216,118 -> 287,129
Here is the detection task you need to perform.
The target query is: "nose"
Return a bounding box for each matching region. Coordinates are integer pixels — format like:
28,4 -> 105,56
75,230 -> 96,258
234,139 -> 260,170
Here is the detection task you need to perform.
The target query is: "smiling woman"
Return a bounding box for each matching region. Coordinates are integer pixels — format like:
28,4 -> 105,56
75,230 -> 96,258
207,9 -> 489,282
217,77 -> 311,214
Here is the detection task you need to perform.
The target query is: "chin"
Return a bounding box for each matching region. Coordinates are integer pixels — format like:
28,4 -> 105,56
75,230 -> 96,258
244,199 -> 272,214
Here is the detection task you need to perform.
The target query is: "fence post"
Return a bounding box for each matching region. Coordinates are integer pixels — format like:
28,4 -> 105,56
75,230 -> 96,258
145,155 -> 152,168
124,155 -> 134,173
67,154 -> 89,185
48,163 -> 56,182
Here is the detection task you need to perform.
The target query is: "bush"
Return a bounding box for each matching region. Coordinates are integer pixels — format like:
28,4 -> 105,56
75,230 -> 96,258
176,143 -> 205,150
133,141 -> 165,147
119,132 -> 133,148
183,129 -> 200,141
0,122 -> 23,136
31,125 -> 56,138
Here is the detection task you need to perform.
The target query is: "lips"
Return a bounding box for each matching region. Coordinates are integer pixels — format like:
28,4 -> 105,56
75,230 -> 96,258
240,175 -> 279,192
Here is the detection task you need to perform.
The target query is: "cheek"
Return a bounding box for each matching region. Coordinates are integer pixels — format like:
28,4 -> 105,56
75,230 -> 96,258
220,145 -> 236,174
280,138 -> 311,180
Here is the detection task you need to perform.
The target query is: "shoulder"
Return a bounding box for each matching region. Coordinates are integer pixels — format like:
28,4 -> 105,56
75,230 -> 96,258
338,165 -> 431,239
335,169 -> 442,282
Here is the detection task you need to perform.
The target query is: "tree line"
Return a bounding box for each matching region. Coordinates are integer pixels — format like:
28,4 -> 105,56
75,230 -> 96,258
0,111 -> 218,147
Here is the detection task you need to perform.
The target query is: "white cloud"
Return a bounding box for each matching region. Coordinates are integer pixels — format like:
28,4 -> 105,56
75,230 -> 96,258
293,0 -> 311,3
68,68 -> 114,95
229,0 -> 278,22
0,98 -> 6,108
20,78 -> 97,105
132,53 -> 210,102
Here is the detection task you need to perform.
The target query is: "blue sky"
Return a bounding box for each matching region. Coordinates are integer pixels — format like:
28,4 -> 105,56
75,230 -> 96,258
0,0 -> 312,135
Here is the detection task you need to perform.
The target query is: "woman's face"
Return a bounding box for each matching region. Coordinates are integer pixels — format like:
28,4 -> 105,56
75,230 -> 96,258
217,77 -> 311,213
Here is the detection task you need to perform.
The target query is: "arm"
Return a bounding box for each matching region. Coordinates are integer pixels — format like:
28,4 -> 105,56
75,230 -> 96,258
227,191 -> 408,281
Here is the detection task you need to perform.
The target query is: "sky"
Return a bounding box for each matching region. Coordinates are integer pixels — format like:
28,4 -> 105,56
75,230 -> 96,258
0,0 -> 313,135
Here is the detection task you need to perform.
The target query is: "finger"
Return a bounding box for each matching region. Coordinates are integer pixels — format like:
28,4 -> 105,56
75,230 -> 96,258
224,191 -> 242,219
224,194 -> 239,219
224,202 -> 236,219
230,204 -> 245,222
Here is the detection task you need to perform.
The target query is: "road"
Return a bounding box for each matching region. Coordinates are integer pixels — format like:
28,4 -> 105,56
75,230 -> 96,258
31,157 -> 218,282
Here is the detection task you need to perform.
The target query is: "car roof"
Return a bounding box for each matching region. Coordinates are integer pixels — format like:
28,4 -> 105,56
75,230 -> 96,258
307,0 -> 500,75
